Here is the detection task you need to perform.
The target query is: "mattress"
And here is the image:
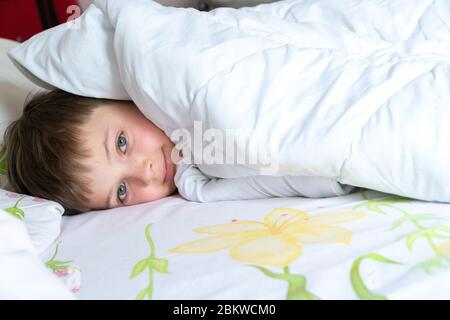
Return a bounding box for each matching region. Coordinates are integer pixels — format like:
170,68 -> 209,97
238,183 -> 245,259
40,190 -> 450,300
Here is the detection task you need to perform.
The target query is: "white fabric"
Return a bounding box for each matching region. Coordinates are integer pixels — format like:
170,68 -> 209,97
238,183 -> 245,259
8,0 -> 450,203
0,204 -> 74,299
174,163 -> 355,202
0,189 -> 64,255
39,190 -> 450,300
0,38 -> 41,146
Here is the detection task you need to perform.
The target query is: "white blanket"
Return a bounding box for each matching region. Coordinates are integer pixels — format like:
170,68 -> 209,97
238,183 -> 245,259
8,0 -> 450,202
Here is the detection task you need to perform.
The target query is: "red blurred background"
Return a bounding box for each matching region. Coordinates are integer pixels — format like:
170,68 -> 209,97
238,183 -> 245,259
0,0 -> 204,43
0,0 -> 83,42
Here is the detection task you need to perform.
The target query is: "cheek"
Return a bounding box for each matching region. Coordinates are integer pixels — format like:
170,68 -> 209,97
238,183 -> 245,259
132,184 -> 172,204
139,123 -> 168,146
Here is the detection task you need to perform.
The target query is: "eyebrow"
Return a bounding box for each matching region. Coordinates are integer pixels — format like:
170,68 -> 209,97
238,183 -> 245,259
104,126 -> 114,208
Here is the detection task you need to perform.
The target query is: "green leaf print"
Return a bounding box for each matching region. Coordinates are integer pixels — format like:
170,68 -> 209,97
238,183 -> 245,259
45,242 -> 80,272
3,195 -> 26,220
137,288 -> 149,300
130,259 -> 148,279
130,224 -> 170,300
252,265 -> 320,300
353,192 -> 410,215
4,207 -> 25,220
350,192 -> 450,299
350,253 -> 402,300
413,253 -> 450,274
403,226 -> 450,252
147,258 -> 169,274
389,214 -> 441,231
46,260 -> 73,266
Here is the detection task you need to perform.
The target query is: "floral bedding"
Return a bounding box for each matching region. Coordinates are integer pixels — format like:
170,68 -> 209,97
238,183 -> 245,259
39,190 -> 450,299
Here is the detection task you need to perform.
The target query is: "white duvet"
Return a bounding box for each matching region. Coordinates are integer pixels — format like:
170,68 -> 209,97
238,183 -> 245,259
8,0 -> 450,202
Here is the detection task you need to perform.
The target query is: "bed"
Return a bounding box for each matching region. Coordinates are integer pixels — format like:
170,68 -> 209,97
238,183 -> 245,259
41,189 -> 450,300
1,3 -> 450,299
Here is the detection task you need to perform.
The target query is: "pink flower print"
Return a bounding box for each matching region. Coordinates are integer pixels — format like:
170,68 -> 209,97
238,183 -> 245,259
54,270 -> 70,277
6,192 -> 20,198
70,286 -> 81,293
65,269 -> 81,293
32,197 -> 47,202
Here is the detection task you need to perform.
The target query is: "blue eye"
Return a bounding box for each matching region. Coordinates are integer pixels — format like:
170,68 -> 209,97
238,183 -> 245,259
117,182 -> 127,203
118,132 -> 127,153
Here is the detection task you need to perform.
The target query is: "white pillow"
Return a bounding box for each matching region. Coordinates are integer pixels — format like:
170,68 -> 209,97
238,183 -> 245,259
0,201 -> 74,299
7,3 -> 129,100
6,1 -> 200,101
0,38 -> 42,145
0,188 -> 64,255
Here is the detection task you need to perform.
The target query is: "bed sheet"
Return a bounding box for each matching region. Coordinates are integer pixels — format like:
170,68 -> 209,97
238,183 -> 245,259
39,190 -> 450,300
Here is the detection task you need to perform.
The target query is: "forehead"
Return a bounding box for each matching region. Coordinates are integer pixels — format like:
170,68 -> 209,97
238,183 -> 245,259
83,102 -> 143,140
88,101 -> 134,125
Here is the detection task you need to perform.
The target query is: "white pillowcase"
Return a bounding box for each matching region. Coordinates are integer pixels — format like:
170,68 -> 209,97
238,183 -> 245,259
0,38 -> 42,145
0,188 -> 64,255
0,199 -> 74,299
7,3 -> 129,100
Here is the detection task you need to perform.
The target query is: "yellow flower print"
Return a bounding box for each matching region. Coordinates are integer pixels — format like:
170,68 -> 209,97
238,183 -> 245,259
437,242 -> 450,256
170,208 -> 365,268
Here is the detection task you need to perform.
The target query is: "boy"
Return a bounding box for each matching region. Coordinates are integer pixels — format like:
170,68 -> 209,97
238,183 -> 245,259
3,90 -> 180,214
3,89 -> 354,215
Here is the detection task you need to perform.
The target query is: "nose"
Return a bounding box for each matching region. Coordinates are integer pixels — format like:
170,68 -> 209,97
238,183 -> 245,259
128,156 -> 154,184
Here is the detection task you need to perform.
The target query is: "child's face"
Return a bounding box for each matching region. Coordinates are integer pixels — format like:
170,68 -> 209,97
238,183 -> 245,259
80,101 -> 179,210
